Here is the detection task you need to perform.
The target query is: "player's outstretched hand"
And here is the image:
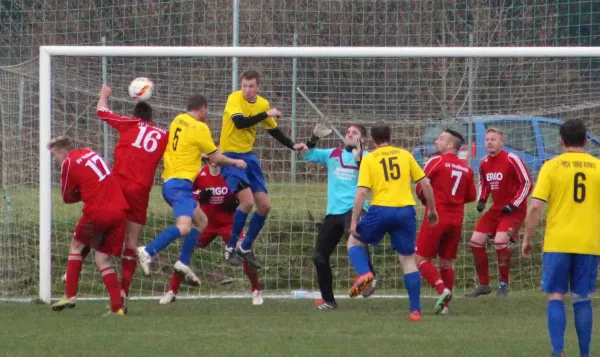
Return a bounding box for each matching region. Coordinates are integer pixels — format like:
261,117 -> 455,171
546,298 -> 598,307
476,200 -> 486,213
100,85 -> 112,97
234,159 -> 247,170
266,108 -> 282,119
293,143 -> 307,152
426,210 -> 439,226
521,237 -> 533,259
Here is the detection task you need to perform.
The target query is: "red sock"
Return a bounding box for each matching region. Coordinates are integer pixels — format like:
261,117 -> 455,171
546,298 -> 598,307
65,253 -> 83,298
440,266 -> 455,292
418,260 -> 445,294
495,244 -> 511,285
169,273 -> 182,295
470,242 -> 490,286
100,267 -> 122,312
243,261 -> 261,292
120,248 -> 137,296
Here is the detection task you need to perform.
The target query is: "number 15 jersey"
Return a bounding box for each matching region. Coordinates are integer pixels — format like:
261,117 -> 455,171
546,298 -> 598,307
97,108 -> 168,189
533,152 -> 600,255
358,146 -> 426,207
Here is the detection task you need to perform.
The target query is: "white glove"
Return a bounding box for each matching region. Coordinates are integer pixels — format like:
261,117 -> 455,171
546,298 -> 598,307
352,140 -> 362,163
312,123 -> 332,139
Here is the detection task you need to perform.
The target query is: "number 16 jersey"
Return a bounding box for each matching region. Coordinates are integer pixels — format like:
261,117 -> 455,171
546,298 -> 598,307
533,152 -> 600,255
357,146 -> 426,207
97,108 -> 168,189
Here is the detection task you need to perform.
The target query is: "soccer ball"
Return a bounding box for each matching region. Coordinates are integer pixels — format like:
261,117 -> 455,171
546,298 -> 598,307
128,77 -> 153,101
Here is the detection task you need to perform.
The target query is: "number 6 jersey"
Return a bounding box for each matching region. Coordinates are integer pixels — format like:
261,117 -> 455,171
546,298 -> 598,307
97,108 -> 168,189
533,152 -> 600,255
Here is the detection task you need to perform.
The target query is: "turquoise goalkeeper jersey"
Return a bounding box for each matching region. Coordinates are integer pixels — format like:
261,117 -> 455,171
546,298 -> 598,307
303,147 -> 369,215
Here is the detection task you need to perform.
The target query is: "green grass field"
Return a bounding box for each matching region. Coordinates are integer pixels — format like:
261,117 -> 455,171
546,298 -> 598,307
2,295 -> 598,357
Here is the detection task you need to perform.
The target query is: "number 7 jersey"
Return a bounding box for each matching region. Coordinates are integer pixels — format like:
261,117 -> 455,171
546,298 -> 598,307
533,152 -> 600,255
416,153 -> 477,219
97,108 -> 168,189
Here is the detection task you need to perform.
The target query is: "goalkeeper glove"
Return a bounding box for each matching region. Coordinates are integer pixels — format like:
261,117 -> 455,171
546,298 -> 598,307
502,204 -> 516,214
198,189 -> 213,204
306,123 -> 333,149
476,200 -> 486,213
351,140 -> 363,164
222,197 -> 239,213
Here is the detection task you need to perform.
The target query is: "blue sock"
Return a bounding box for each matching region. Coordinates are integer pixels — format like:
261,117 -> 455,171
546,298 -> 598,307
348,246 -> 371,275
227,209 -> 248,249
574,300 -> 593,357
241,212 -> 266,250
145,226 -> 181,256
404,271 -> 421,313
547,300 -> 566,356
178,228 -> 200,265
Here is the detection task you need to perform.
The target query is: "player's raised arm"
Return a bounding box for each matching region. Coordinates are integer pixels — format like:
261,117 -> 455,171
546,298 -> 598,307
96,85 -> 144,131
207,149 -> 246,169
505,153 -> 533,213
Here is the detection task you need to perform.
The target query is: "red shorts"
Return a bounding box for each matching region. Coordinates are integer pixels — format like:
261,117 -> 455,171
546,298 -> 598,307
117,178 -> 151,225
416,217 -> 463,260
74,211 -> 127,256
474,209 -> 525,240
197,225 -> 244,249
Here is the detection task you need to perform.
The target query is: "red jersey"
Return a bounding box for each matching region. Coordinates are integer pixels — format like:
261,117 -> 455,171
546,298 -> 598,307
61,148 -> 129,215
192,165 -> 234,225
478,150 -> 532,212
417,153 -> 477,220
97,108 -> 168,189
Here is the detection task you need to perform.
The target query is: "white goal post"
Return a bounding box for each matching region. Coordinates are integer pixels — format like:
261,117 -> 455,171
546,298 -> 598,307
38,46 -> 600,304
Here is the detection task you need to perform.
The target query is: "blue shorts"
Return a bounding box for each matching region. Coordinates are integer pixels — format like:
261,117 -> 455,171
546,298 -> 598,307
542,252 -> 600,296
220,152 -> 267,194
356,205 -> 417,256
162,178 -> 197,219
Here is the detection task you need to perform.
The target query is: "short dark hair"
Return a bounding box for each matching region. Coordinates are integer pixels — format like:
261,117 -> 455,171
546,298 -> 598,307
133,102 -> 152,121
370,121 -> 391,144
349,124 -> 367,138
47,136 -> 75,151
560,119 -> 587,148
240,70 -> 261,86
187,94 -> 208,111
445,128 -> 465,149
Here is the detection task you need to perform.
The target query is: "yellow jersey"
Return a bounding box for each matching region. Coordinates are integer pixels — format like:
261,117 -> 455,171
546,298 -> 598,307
220,90 -> 278,153
532,152 -> 600,255
161,113 -> 217,182
357,146 -> 426,207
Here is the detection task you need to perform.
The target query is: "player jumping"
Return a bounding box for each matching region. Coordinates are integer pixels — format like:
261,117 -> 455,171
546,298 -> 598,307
96,84 -> 168,306
302,123 -> 375,309
219,70 -> 306,269
160,155 -> 263,305
416,129 -> 476,314
49,137 -> 128,316
137,95 -> 246,286
522,119 -> 600,357
348,122 -> 438,321
466,128 -> 532,298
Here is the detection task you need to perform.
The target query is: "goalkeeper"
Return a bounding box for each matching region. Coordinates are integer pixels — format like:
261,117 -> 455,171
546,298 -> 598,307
301,123 -> 375,310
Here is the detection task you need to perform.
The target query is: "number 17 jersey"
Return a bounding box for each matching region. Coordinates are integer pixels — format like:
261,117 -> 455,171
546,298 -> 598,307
533,152 -> 600,255
97,108 -> 168,189
358,146 -> 426,207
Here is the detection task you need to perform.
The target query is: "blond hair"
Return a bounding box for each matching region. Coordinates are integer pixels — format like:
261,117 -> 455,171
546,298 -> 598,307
485,127 -> 505,138
47,136 -> 75,151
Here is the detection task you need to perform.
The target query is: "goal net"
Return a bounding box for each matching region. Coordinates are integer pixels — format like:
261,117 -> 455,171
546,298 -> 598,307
2,48 -> 600,302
